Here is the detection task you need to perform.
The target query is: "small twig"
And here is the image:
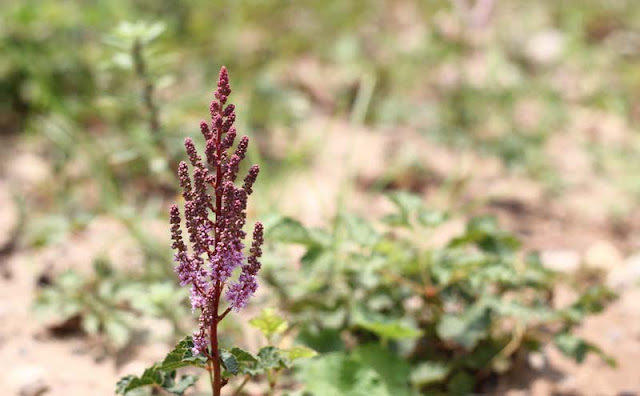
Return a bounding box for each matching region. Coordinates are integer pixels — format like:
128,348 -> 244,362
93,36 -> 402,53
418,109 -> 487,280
491,321 -> 525,366
219,307 -> 232,321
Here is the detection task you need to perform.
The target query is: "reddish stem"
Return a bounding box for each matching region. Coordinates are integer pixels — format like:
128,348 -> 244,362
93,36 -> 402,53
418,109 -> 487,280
210,317 -> 221,396
209,99 -> 225,396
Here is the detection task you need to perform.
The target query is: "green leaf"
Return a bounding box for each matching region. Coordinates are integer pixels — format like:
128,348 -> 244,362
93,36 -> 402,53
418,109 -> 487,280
450,216 -> 520,254
561,286 -> 617,324
554,332 -> 615,366
297,328 -> 344,353
116,337 -> 207,394
104,319 -> 131,349
222,347 -> 261,376
338,213 -> 379,246
249,308 -> 288,338
555,332 -> 587,362
355,317 -> 422,341
437,305 -> 491,349
57,269 -> 84,290
297,352 -> 378,396
483,296 -> 556,323
297,346 -> 411,396
82,312 -> 100,335
229,347 -> 259,364
388,191 -> 422,215
115,370 -> 198,395
380,212 -> 406,226
416,208 -> 448,227
160,337 -> 208,370
410,361 -> 450,387
257,346 -> 288,370
447,371 -> 474,396
352,344 -> 412,395
282,346 -> 318,361
163,376 -> 198,395
220,350 -> 239,376
267,217 -> 316,246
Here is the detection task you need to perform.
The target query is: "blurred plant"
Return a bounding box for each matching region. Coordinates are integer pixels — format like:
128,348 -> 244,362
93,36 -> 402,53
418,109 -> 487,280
34,256 -> 189,350
104,21 -> 170,148
265,192 -> 616,395
117,67 -> 312,396
0,1 -> 96,132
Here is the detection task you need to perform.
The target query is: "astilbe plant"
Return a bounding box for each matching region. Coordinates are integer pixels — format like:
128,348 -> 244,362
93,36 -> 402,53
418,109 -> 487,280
116,67 -> 270,396
117,67 -> 315,396
169,66 -> 263,395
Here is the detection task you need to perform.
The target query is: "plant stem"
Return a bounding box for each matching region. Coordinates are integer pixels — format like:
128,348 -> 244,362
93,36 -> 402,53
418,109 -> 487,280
267,369 -> 280,396
210,318 -> 221,396
209,104 -> 225,396
132,39 -> 162,139
267,370 -> 275,396
231,375 -> 250,396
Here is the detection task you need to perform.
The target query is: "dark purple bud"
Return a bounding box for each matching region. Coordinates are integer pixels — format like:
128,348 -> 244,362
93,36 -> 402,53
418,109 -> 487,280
243,165 -> 259,195
200,120 -> 212,141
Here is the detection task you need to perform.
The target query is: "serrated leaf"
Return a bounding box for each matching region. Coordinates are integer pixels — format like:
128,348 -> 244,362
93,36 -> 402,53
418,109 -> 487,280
249,308 -> 288,338
229,347 -> 258,363
221,348 -> 262,376
116,370 -> 197,395
161,337 -> 208,369
116,337 -> 206,395
220,350 -> 239,376
257,346 -> 288,370
164,375 -> 198,395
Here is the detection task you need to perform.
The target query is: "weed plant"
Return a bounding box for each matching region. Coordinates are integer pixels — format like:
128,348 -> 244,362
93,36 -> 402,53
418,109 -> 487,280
266,192 -> 615,395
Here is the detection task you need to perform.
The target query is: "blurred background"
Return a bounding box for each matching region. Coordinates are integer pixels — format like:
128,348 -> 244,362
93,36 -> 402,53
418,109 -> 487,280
1,0 -> 640,395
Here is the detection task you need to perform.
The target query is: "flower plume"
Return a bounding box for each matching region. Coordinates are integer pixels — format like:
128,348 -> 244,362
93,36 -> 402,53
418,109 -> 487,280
169,66 -> 263,355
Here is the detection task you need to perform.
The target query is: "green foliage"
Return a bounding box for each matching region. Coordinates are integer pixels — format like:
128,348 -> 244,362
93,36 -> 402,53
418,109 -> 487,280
117,337 -> 315,394
266,193 -> 616,394
34,258 -> 189,349
115,308 -> 316,395
249,308 -> 289,341
116,337 -> 206,395
297,344 -> 413,396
